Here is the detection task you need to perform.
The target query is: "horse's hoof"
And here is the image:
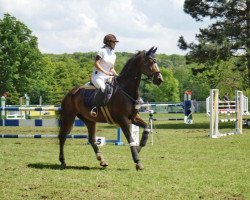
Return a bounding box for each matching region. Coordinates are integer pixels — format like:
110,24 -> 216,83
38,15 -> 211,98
100,161 -> 109,167
136,163 -> 144,170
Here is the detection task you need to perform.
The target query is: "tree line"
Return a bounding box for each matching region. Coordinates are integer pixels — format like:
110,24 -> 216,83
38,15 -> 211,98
0,8 -> 249,105
179,0 -> 250,90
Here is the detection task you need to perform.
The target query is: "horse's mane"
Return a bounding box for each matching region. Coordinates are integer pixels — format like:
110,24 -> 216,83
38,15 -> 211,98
119,51 -> 142,77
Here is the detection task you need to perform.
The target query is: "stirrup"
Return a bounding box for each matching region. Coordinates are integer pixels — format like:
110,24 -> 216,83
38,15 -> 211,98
90,107 -> 98,117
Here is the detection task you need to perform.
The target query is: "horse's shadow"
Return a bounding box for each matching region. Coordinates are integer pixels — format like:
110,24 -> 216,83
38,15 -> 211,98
27,163 -> 105,171
27,163 -> 129,171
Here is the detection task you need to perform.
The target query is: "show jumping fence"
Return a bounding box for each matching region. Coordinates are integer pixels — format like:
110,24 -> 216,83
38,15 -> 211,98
208,89 -> 245,138
206,92 -> 250,117
140,91 -> 195,124
0,97 -> 124,145
0,92 -> 194,145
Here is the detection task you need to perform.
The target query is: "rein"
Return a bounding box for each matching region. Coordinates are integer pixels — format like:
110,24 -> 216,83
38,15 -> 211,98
115,70 -> 161,103
107,78 -> 138,104
117,86 -> 139,104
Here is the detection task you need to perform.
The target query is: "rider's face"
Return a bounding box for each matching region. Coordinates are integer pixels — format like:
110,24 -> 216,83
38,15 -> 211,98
110,41 -> 116,49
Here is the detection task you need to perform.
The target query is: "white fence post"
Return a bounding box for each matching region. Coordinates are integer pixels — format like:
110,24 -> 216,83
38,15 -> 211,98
236,90 -> 243,134
210,89 -> 219,138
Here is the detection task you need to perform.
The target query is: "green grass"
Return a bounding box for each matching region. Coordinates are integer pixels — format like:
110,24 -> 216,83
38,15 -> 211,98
0,114 -> 250,200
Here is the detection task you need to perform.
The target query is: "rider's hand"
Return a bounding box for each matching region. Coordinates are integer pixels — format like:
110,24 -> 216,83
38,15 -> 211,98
108,72 -> 114,76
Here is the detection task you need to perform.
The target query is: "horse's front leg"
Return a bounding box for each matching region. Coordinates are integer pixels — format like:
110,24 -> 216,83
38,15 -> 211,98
120,122 -> 144,170
131,113 -> 150,153
83,119 -> 108,167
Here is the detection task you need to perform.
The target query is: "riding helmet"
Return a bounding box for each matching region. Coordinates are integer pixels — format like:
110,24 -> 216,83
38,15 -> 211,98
103,34 -> 119,45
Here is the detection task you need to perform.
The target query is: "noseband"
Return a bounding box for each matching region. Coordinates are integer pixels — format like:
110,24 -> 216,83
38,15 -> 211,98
147,71 -> 161,82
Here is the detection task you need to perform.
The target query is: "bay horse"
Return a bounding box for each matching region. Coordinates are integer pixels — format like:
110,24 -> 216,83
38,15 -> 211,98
59,47 -> 163,170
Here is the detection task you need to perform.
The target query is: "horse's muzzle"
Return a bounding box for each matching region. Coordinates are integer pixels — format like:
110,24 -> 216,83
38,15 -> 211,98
153,72 -> 163,85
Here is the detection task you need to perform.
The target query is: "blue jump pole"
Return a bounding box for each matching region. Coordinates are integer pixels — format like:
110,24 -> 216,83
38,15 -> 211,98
115,128 -> 123,145
105,128 -> 123,145
0,134 -> 88,139
0,128 -> 123,145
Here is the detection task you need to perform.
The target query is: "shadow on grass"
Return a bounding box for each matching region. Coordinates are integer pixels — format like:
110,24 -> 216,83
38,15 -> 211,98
27,163 -> 130,171
27,163 -> 105,171
154,122 -> 209,129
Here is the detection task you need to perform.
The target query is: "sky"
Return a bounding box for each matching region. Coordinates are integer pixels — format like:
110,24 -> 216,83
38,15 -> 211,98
0,0 -> 209,55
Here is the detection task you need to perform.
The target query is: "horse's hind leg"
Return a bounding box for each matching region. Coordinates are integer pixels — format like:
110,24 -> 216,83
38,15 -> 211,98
83,119 -> 108,167
58,113 -> 76,168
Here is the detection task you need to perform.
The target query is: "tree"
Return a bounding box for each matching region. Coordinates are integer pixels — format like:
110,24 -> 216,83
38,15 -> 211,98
42,55 -> 89,105
141,68 -> 180,102
178,0 -> 250,88
0,13 -> 45,104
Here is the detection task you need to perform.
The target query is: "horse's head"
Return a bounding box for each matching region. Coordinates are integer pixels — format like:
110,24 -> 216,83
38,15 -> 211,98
142,47 -> 163,85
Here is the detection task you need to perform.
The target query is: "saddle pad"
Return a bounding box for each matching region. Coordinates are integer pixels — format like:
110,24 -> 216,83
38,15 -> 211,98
83,89 -> 95,107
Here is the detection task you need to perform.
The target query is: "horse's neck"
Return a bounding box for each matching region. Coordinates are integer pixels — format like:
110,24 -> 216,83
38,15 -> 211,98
118,64 -> 142,99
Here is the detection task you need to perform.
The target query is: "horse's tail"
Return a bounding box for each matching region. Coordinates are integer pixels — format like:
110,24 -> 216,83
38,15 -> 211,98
59,86 -> 80,136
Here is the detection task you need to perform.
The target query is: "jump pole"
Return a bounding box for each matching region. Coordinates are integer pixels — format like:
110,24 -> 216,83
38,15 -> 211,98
0,134 -> 88,139
0,107 -> 126,145
0,133 -> 119,146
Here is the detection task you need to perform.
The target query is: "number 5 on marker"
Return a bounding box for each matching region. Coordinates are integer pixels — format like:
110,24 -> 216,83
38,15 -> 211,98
96,137 -> 105,146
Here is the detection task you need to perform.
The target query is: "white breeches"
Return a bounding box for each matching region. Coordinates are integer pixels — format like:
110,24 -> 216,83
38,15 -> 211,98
91,76 -> 109,92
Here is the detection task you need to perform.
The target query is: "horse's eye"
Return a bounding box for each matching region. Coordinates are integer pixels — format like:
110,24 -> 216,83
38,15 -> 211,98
148,58 -> 156,64
149,57 -> 156,64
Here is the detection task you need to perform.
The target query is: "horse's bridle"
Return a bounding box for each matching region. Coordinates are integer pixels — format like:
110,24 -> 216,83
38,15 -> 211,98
109,51 -> 162,103
143,53 -> 161,82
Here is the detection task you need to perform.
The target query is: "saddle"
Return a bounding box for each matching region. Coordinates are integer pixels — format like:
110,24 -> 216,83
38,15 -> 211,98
82,78 -> 117,108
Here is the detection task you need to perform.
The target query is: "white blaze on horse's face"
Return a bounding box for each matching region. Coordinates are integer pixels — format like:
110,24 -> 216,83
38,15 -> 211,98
146,48 -> 158,69
151,59 -> 163,85
144,47 -> 163,85
150,58 -> 159,72
154,62 -> 159,71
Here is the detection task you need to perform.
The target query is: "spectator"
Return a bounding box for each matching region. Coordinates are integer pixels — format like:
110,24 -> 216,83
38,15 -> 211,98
2,92 -> 9,98
223,93 -> 229,101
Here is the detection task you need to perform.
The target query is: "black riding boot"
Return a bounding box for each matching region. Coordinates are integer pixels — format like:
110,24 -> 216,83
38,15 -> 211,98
90,89 -> 107,117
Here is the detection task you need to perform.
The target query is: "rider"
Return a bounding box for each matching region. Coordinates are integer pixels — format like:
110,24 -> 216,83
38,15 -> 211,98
90,34 -> 119,117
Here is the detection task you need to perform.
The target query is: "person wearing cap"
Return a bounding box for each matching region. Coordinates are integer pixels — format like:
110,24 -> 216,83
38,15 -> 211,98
90,34 -> 119,117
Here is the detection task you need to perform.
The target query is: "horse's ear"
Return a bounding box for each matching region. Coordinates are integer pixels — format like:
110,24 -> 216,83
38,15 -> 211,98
152,47 -> 158,54
146,46 -> 155,56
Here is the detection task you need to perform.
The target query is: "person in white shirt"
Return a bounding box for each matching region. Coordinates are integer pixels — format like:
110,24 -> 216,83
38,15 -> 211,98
90,34 -> 119,117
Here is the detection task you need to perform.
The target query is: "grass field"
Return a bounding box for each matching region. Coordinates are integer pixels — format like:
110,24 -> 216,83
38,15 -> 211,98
0,113 -> 250,200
